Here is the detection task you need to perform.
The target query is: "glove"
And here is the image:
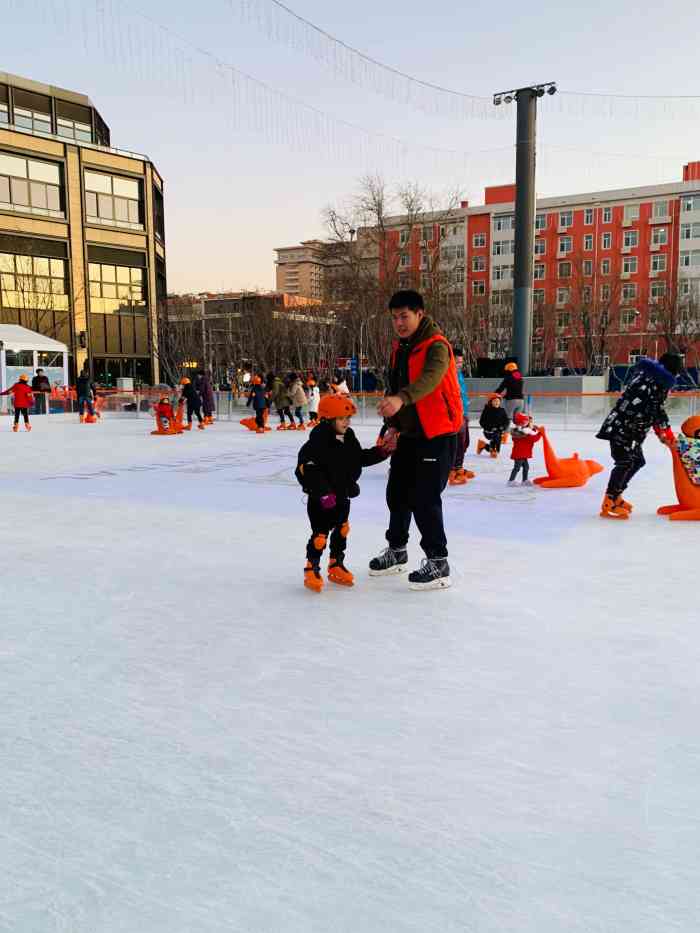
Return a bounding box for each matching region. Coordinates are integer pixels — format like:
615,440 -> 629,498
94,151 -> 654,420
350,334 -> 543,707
654,426 -> 675,446
320,493 -> 337,510
380,427 -> 399,455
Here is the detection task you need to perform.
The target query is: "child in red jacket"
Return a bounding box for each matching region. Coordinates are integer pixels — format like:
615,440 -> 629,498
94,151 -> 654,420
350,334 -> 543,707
1,374 -> 34,432
508,412 -> 542,486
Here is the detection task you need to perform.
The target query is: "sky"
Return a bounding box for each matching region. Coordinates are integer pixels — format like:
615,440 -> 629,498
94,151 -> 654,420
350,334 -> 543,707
3,0 -> 700,294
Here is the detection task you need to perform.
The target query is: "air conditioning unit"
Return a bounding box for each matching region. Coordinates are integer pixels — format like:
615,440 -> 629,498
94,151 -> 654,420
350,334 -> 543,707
650,270 -> 659,278
621,271 -> 632,279
557,225 -> 569,233
650,243 -> 660,251
622,245 -> 632,254
622,219 -> 633,227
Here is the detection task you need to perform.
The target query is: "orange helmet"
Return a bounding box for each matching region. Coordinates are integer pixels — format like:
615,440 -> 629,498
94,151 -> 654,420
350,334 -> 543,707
504,362 -> 518,373
19,374 -> 29,382
180,377 -> 191,385
318,395 -> 357,420
307,379 -> 316,387
681,415 -> 700,438
252,375 -> 262,386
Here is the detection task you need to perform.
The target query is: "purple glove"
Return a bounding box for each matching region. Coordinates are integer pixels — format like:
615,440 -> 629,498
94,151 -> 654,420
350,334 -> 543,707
320,493 -> 337,510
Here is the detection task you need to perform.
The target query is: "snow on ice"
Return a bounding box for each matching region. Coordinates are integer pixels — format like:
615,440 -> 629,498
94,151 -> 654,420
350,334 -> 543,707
1,415 -> 698,932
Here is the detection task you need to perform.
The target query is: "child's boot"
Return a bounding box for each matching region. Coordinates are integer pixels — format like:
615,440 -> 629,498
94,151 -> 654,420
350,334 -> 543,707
448,469 -> 457,485
328,558 -> 354,587
184,423 -> 192,431
304,561 -> 324,592
277,423 -> 287,431
12,423 -> 18,432
198,421 -> 206,430
489,449 -> 498,459
477,439 -> 488,455
79,413 -> 85,423
25,422 -> 31,432
600,495 -> 629,520
615,496 -> 633,513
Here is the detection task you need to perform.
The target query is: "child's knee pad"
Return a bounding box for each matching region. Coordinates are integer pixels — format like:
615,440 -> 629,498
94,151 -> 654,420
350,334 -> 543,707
339,522 -> 350,538
312,532 -> 327,551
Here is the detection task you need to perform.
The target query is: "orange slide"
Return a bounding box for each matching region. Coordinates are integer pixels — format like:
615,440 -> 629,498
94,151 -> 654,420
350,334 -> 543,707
658,415 -> 700,521
533,428 -> 604,489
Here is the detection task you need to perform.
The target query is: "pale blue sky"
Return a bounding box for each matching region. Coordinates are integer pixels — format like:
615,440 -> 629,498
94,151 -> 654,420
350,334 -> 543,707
3,0 -> 700,293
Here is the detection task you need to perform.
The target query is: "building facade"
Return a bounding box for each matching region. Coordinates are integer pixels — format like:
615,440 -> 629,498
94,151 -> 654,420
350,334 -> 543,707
274,240 -> 327,299
0,71 -> 166,385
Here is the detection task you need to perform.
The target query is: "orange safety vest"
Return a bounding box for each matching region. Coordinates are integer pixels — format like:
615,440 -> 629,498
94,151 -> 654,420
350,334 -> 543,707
391,334 -> 463,439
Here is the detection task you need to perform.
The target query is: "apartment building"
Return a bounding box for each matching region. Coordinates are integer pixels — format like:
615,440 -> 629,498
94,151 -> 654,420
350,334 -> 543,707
275,240 -> 327,299
0,71 -> 166,385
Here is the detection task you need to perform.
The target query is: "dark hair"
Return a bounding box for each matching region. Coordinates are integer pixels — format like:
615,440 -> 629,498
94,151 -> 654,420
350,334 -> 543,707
388,290 -> 424,312
453,347 -> 464,357
659,352 -> 683,376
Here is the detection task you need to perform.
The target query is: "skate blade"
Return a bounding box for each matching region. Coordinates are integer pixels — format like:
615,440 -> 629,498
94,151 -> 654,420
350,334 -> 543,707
409,576 -> 452,591
368,564 -> 407,577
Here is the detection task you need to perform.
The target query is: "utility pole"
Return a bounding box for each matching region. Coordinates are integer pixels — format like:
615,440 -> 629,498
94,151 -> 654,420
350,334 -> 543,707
493,82 -> 556,375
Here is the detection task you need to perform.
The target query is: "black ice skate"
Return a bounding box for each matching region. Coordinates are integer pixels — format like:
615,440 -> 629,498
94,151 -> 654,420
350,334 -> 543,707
368,547 -> 408,576
408,558 -> 451,591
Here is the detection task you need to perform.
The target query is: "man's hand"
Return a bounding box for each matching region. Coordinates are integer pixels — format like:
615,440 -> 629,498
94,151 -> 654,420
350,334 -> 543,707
380,427 -> 399,455
377,395 -> 404,418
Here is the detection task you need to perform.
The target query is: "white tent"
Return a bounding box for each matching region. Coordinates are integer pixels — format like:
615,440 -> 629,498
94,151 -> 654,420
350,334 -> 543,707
0,324 -> 69,393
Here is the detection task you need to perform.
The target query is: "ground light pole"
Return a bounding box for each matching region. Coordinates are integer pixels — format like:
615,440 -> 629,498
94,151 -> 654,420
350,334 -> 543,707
493,82 -> 556,375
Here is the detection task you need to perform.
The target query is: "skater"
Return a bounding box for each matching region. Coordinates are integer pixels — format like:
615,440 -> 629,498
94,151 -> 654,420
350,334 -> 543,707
31,368 -> 51,414
180,376 -> 205,430
271,373 -> 292,430
307,379 -> 320,423
199,371 -> 216,425
596,353 -> 681,519
246,375 -> 268,433
76,368 -> 96,422
495,361 -> 525,436
295,394 -> 390,592
371,289 -> 463,591
1,374 -> 34,431
449,347 -> 473,485
508,412 -> 543,486
478,395 -> 509,458
288,372 -> 307,431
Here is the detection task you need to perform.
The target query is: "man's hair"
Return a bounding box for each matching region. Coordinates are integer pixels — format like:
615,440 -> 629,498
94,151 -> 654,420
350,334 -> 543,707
36,368 -> 44,373
388,290 -> 424,312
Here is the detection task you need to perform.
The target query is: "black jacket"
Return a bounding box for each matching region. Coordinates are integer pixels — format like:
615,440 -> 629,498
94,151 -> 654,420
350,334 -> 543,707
596,358 -> 674,445
296,420 -> 386,500
182,382 -> 201,404
32,375 -> 51,393
495,371 -> 524,400
480,403 -> 509,433
246,384 -> 267,411
76,373 -> 95,398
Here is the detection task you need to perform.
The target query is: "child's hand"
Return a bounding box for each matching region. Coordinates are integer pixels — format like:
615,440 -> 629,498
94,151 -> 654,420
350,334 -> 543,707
320,494 -> 337,510
381,427 -> 399,454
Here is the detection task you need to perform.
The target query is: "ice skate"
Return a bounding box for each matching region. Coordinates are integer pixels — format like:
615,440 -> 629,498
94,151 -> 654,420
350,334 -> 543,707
183,423 -> 192,431
507,479 -> 517,486
12,424 -> 18,432
286,423 -> 296,431
198,422 -> 205,430
368,546 -> 408,576
328,559 -> 354,587
304,561 -> 324,593
477,439 -> 488,455
600,495 -> 629,520
408,558 -> 451,591
460,468 -> 476,480
277,423 -> 287,431
522,479 -> 534,487
489,450 -> 498,459
615,496 -> 633,513
449,469 -> 468,486
25,422 -> 31,432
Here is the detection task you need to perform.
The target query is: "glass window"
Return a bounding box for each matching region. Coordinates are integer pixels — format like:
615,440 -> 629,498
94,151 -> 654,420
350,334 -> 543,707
113,177 -> 139,199
97,194 -> 113,219
30,182 -> 47,210
583,260 -> 593,276
584,208 -> 594,225
601,259 -> 611,275
624,230 -> 639,248
34,257 -> 50,276
472,256 -> 485,272
0,153 -> 28,178
584,234 -> 593,251
27,161 -> 60,184
494,215 -> 514,232
11,178 -> 29,206
101,265 -> 116,282
85,171 -> 112,194
114,198 -> 129,222
558,236 -> 572,253
558,261 -> 572,278
624,204 -> 640,221
559,211 -> 573,227
535,213 -> 547,230
534,239 -> 546,255
622,257 -> 638,274
653,227 -> 668,245
0,254 -> 13,272
473,233 -> 486,248
682,196 -> 700,212
0,175 -> 9,203
472,280 -> 485,296
651,254 -> 667,272
653,201 -> 669,218
534,263 -> 545,280
13,107 -> 32,129
602,232 -> 612,249
0,103 -> 8,125
603,207 -> 612,223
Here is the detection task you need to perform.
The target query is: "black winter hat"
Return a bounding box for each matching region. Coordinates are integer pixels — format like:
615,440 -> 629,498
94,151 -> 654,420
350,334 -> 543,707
659,352 -> 683,376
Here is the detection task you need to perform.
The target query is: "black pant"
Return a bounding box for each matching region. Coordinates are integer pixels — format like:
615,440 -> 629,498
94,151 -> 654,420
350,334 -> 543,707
187,399 -> 203,424
306,498 -> 351,565
255,409 -> 265,429
509,458 -> 529,482
386,434 -> 456,559
453,417 -> 470,469
294,406 -> 304,425
484,429 -> 502,453
607,441 -> 645,498
14,407 -> 29,425
277,407 -> 291,424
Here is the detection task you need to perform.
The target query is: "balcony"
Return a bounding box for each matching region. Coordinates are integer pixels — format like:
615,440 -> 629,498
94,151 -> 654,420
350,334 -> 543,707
650,243 -> 661,252
621,271 -> 633,279
649,215 -> 671,225
621,245 -> 633,254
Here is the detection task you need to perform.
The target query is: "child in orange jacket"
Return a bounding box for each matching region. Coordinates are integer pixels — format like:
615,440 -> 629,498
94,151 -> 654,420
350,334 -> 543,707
508,412 -> 543,486
1,374 -> 34,431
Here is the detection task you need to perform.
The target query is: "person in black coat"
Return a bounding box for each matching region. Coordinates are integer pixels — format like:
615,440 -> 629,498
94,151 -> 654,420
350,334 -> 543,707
495,361 -> 525,427
246,376 -> 268,432
596,353 -> 681,518
32,368 -> 51,414
295,394 -> 392,591
180,376 -> 204,430
478,395 -> 510,457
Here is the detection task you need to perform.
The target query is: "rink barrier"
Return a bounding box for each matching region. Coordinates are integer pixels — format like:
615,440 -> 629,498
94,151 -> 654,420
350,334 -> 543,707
1,389 -> 698,431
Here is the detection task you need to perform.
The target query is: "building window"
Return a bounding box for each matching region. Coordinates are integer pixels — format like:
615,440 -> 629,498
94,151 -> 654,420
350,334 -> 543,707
398,273 -> 409,288
623,230 -> 639,248
84,171 -> 143,230
602,232 -> 612,250
650,281 -> 667,300
472,255 -> 486,272
584,234 -> 593,251
556,337 -> 569,354
628,350 -> 644,364
557,287 -> 570,305
624,204 -> 640,222
534,239 -> 546,256
491,290 -> 502,307
680,250 -> 700,268
558,236 -> 572,255
534,263 -> 546,280
399,229 -> 409,246
584,208 -> 594,225
533,288 -> 545,305
653,200 -> 669,218
494,214 -> 514,232
153,185 -> 165,242
621,309 -> 638,330
492,264 -> 513,281
472,280 -> 486,296
680,222 -> 700,240
420,273 -> 431,289
535,213 -> 547,230
622,256 -> 638,274
603,206 -> 613,223
601,259 -> 611,275
682,196 -> 700,212
473,232 -> 486,248
0,102 -> 8,125
651,253 -> 667,273
421,225 -> 432,243
558,261 -> 572,278
56,117 -> 92,141
621,284 -> 637,302
0,152 -> 63,217
0,252 -> 68,313
455,267 -> 465,285
420,249 -> 428,270
557,311 -> 571,328
88,262 -> 146,314
559,210 -> 573,228
13,106 -> 51,134
582,285 -> 592,303
583,259 -> 593,277
399,253 -> 409,268
600,284 -> 611,301
493,240 -> 514,257
652,226 -> 668,246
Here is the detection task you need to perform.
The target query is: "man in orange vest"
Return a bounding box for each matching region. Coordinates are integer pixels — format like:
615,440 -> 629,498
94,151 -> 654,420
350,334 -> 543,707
370,290 -> 463,590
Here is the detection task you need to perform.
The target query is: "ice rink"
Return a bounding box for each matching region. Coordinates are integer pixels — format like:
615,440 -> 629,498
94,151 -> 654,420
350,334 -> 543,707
1,414 -> 698,932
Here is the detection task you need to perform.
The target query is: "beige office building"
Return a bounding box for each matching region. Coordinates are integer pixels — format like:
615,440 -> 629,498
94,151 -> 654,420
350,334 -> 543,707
274,240 -> 328,300
0,71 -> 166,385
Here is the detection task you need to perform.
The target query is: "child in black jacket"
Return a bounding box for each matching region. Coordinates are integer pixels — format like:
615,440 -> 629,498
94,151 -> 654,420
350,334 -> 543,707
296,395 -> 392,592
478,395 -> 510,458
246,376 -> 268,433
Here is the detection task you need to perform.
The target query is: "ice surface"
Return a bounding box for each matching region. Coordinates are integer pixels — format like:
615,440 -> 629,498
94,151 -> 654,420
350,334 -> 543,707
1,415 -> 698,932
